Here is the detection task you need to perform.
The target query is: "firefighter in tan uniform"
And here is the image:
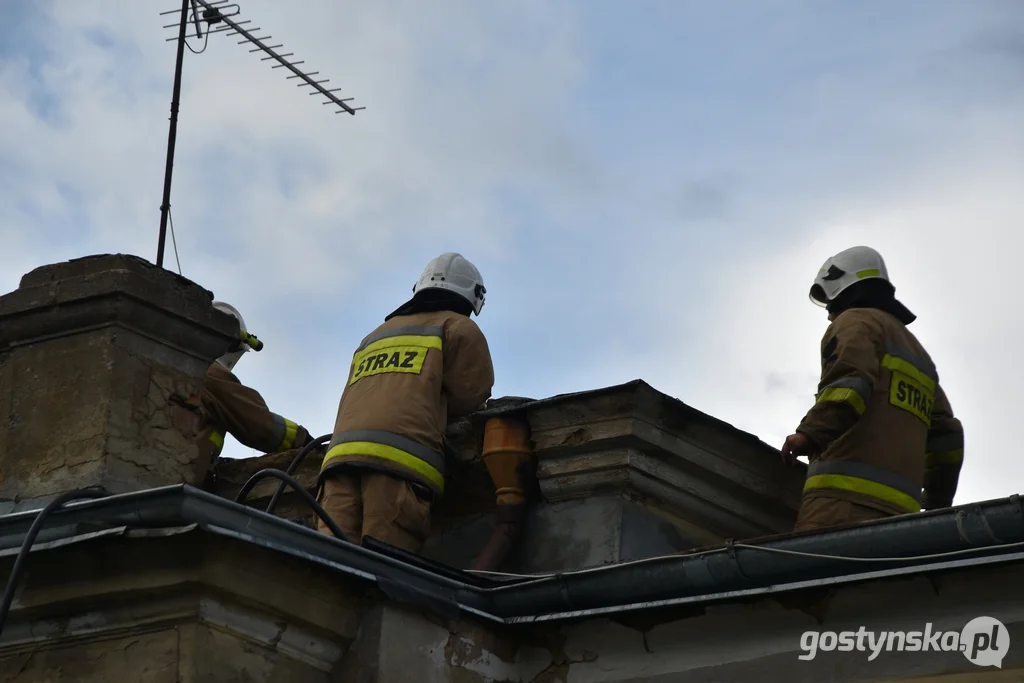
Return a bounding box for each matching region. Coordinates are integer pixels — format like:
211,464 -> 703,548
781,247 -> 965,532
192,302 -> 313,485
316,253 -> 495,553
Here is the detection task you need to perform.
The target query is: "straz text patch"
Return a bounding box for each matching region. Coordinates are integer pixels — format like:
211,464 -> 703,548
349,332 -> 443,386
889,370 -> 934,426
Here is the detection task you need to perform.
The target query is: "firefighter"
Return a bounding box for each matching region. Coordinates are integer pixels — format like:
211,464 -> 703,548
781,246 -> 965,532
192,301 -> 313,485
316,253 -> 495,553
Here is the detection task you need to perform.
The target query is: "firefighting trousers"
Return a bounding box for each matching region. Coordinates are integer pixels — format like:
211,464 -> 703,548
793,494 -> 893,533
316,470 -> 432,554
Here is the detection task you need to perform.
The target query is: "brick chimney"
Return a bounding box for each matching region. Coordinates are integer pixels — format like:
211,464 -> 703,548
0,254 -> 238,513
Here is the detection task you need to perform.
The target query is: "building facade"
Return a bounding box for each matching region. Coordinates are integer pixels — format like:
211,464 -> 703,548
0,255 -> 1020,682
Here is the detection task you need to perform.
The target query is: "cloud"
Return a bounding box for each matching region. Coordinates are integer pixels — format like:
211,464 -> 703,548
1,0 -> 1021,509
0,0 -> 596,447
615,131 -> 1024,505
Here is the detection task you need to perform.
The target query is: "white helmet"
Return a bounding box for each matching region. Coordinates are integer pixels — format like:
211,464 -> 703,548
809,246 -> 891,307
412,252 -> 486,316
212,301 -> 249,371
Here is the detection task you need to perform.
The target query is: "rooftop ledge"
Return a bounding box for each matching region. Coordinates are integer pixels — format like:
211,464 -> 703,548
1,484 -> 1022,626
215,379 -> 808,573
2,484 -> 1023,681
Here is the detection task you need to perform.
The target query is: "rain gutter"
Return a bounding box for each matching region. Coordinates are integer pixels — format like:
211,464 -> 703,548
1,486 -> 1023,625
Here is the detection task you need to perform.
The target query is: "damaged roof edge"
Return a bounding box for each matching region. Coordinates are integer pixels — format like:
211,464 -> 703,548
474,379 -> 783,454
472,380 -> 643,420
3,486 -> 1024,625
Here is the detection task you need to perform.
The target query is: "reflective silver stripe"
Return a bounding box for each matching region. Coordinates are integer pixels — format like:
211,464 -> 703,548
884,342 -> 937,382
816,375 -> 872,414
356,325 -> 446,352
821,375 -> 873,396
328,429 -> 446,475
926,431 -> 964,452
270,413 -> 286,445
807,460 -> 922,505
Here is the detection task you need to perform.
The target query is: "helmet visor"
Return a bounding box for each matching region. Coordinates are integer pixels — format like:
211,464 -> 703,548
809,284 -> 829,307
808,260 -> 845,307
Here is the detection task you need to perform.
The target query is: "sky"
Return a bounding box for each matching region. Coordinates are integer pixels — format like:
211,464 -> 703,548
1,0 -> 1022,507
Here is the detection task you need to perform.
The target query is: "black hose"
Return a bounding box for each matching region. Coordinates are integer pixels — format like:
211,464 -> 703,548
265,432 -> 332,514
235,468 -> 347,540
0,487 -> 109,638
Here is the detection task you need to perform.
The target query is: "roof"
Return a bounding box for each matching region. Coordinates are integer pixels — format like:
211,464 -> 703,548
3,485 -> 1023,625
474,379 -> 783,456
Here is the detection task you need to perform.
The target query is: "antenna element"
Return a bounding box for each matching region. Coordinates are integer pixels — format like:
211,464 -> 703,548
155,0 -> 364,268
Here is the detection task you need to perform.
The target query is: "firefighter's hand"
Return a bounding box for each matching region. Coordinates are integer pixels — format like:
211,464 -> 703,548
780,432 -> 813,466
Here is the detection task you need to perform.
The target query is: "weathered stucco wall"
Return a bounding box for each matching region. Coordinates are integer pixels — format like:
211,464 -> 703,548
424,494 -> 716,573
0,254 -> 237,513
3,526 -> 1021,682
501,559 -> 1024,682
0,526 -> 522,683
0,528 -> 366,682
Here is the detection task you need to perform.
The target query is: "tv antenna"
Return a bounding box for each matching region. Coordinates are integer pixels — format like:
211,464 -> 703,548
155,0 -> 364,270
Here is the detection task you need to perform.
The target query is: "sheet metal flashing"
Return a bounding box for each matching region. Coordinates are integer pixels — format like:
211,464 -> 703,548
2,485 -> 1023,625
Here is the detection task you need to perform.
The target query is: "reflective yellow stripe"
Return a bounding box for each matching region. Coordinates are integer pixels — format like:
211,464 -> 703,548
322,441 -> 445,493
881,354 -> 936,393
361,334 -> 443,355
280,419 -> 299,450
804,474 -> 921,514
209,430 -> 224,454
355,325 -> 445,351
816,387 -> 867,415
856,268 -> 881,278
926,449 -> 964,466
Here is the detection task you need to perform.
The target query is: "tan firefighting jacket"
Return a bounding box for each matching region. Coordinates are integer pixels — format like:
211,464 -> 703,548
319,310 -> 495,498
796,308 -> 964,515
196,363 -> 310,462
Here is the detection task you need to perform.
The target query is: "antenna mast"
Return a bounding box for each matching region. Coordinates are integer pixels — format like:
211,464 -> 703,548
156,0 -> 363,269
